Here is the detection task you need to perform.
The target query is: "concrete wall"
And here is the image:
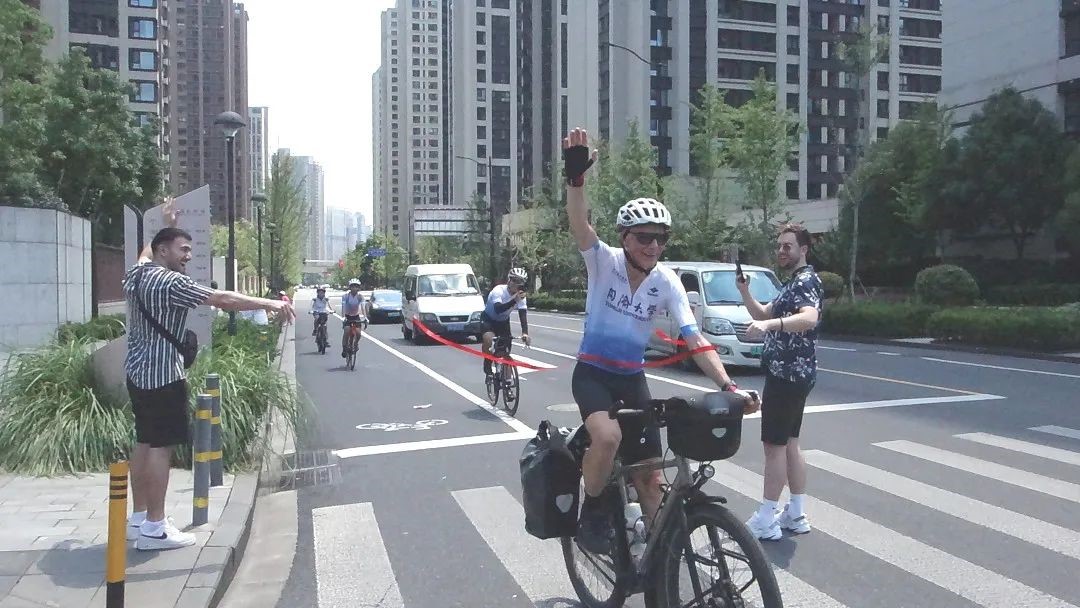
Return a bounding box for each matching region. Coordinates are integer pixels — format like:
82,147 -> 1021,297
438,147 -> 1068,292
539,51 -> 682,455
94,244 -> 127,303
0,206 -> 92,351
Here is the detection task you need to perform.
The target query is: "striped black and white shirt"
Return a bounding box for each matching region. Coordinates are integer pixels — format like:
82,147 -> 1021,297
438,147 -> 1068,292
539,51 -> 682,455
123,262 -> 215,389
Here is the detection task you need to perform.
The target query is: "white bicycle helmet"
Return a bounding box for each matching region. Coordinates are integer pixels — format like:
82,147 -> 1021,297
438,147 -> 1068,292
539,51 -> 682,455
348,278 -> 361,287
616,198 -> 672,229
508,267 -> 528,282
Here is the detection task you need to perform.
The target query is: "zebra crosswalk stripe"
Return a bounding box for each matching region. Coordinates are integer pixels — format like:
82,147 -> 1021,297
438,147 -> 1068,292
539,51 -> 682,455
955,432 -> 1080,467
1030,425 -> 1080,441
804,449 -> 1080,561
771,568 -> 848,608
451,486 -> 579,605
875,440 -> 1080,504
312,502 -> 403,608
710,461 -> 1079,608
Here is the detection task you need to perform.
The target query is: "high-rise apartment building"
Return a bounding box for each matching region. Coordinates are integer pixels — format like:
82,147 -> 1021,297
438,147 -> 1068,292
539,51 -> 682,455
374,8 -> 402,240
167,0 -> 251,223
249,106 -> 270,200
281,151 -> 326,261
372,67 -> 385,233
28,0 -> 172,157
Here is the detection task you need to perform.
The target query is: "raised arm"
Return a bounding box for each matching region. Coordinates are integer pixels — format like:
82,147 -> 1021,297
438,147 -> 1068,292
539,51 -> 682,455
563,128 -> 599,251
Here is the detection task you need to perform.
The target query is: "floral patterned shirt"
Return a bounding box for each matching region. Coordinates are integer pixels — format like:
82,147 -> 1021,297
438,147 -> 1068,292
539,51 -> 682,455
762,265 -> 823,384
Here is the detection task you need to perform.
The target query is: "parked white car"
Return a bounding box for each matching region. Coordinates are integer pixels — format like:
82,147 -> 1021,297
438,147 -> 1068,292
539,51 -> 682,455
649,261 -> 783,369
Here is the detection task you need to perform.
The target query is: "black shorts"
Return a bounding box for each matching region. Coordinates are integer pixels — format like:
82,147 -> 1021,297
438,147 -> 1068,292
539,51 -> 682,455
760,373 -> 813,445
127,378 -> 190,448
571,362 -> 661,465
480,312 -> 512,338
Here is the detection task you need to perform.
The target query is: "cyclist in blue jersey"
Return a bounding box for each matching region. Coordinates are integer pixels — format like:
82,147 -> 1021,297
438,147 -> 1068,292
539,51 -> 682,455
340,279 -> 367,358
562,127 -> 760,554
480,267 -> 532,380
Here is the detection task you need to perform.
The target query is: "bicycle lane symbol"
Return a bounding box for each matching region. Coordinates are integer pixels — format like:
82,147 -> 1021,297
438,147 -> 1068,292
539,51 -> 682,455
355,420 -> 449,432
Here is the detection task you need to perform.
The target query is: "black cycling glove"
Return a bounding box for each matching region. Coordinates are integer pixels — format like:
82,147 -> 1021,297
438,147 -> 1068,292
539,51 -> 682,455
563,144 -> 595,187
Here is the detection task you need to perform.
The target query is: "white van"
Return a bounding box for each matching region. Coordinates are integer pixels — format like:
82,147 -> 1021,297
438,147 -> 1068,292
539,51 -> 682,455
649,261 -> 783,369
400,263 -> 486,344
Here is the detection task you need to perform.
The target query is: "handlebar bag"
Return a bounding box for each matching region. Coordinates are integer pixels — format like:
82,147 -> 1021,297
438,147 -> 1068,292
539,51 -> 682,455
666,393 -> 744,462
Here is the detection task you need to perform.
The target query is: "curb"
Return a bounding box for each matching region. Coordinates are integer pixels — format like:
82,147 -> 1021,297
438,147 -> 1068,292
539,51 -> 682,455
201,322 -> 296,608
534,307 -> 1079,365
822,333 -> 1080,365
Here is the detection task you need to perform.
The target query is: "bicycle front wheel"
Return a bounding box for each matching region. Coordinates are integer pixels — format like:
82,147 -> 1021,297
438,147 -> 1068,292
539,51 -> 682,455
486,364 -> 500,405
502,364 -> 520,416
658,503 -> 782,608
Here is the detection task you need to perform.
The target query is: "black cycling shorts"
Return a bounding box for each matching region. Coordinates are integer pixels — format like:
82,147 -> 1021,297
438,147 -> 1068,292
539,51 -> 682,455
342,314 -> 364,328
127,378 -> 190,448
760,372 -> 813,445
571,361 -> 661,465
480,312 -> 512,338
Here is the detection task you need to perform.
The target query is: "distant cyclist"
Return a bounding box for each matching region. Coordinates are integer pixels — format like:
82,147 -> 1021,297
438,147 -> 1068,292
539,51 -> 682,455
481,268 -> 532,380
340,279 -> 366,358
562,127 -> 759,554
311,285 -> 335,345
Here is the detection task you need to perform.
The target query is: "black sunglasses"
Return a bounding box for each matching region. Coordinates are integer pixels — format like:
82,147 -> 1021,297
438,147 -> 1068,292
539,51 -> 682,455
628,231 -> 671,246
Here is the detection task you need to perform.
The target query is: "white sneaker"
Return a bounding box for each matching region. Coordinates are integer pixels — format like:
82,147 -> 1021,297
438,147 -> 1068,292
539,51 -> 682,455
125,517 -> 143,541
135,518 -> 196,551
777,504 -> 811,535
745,512 -> 782,541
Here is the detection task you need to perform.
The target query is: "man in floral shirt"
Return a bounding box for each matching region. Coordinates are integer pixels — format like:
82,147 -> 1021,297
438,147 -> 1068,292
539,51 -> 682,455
737,223 -> 823,541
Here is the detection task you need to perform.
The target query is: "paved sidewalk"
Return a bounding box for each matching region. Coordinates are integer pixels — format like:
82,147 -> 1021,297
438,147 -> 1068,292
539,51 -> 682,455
0,468 -> 257,608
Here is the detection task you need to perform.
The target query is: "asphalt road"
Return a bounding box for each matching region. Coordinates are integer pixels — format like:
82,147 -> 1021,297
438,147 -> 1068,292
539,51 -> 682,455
273,289 -> 1080,608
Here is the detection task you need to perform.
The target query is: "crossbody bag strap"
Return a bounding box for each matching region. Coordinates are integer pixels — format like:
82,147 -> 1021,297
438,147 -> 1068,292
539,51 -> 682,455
132,266 -> 186,352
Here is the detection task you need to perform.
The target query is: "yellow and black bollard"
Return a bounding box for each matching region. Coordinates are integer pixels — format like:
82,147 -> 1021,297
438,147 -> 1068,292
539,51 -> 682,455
106,461 -> 128,608
193,394 -> 212,526
206,374 -> 223,487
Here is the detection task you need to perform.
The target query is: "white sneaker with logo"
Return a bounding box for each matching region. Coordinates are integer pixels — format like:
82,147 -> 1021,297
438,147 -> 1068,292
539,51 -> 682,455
777,504 -> 811,535
744,512 -> 782,541
126,514 -> 145,541
136,518 -> 196,551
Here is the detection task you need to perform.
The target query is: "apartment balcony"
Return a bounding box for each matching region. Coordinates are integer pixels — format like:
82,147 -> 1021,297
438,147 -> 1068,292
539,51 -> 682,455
651,75 -> 672,90
650,105 -> 672,121
651,46 -> 672,62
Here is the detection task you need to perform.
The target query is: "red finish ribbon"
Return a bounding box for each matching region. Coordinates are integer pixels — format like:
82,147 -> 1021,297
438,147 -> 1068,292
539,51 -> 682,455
412,318 -> 551,370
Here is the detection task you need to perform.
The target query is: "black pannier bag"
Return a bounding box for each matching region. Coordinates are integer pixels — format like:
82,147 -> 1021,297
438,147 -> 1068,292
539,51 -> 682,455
519,420 -> 582,539
666,392 -> 745,462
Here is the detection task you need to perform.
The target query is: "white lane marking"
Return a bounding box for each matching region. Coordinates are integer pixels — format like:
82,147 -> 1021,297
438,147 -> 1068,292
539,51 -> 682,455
312,502 -> 403,608
1031,425 -> 1080,441
920,357 -> 1080,379
712,461 -> 1079,608
333,431 -> 534,459
509,352 -> 558,376
771,569 -> 849,608
876,351 -> 901,356
955,432 -> 1080,467
805,449 -> 1080,561
529,311 -> 585,321
819,346 -> 857,352
527,345 -> 1002,417
339,312 -> 533,435
875,440 -> 1080,504
529,323 -> 584,334
452,487 -> 579,605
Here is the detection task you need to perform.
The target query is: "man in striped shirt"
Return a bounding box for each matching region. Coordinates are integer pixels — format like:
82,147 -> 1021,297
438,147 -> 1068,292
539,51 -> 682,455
124,204 -> 294,550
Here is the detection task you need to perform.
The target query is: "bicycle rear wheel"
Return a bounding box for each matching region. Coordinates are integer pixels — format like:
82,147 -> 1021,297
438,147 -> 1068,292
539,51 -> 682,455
502,364 -> 520,416
561,535 -> 629,608
658,503 -> 782,608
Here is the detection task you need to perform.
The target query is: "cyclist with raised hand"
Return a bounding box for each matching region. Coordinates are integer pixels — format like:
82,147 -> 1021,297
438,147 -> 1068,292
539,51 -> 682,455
480,267 -> 532,381
562,127 -> 760,554
340,279 -> 366,359
311,285 -> 335,344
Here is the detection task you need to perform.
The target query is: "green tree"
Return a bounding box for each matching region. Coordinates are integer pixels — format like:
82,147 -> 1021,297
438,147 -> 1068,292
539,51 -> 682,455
37,49 -> 163,244
1055,146 -> 1080,259
0,2 -> 59,207
416,235 -> 466,264
335,233 -> 408,288
587,120 -> 662,246
837,23 -> 889,297
265,151 -> 309,291
211,220 -> 259,276
948,87 -> 1071,259
723,73 -> 801,261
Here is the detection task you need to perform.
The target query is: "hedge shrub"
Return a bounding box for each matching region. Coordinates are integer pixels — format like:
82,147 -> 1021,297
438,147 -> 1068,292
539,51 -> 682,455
915,264 -> 980,306
927,307 -> 1080,351
56,314 -> 126,343
984,283 -> 1080,307
822,302 -> 937,338
529,293 -> 586,313
817,271 -> 845,299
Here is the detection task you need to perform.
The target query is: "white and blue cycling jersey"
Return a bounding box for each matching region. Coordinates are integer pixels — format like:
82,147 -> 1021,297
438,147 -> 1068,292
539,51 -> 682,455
341,292 -> 365,316
484,284 -> 527,322
579,240 -> 698,375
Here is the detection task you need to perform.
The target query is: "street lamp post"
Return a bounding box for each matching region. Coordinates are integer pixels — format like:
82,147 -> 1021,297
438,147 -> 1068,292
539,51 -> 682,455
454,154 -> 497,283
266,222 -> 277,295
252,192 -> 268,297
214,111 -> 247,335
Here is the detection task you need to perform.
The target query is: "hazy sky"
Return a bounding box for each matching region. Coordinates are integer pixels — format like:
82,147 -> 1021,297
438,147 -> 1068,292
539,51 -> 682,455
244,0 -> 396,222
